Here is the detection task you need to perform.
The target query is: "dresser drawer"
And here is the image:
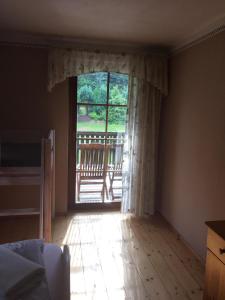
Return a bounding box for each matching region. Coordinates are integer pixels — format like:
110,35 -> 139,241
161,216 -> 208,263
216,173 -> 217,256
204,250 -> 225,300
207,228 -> 225,264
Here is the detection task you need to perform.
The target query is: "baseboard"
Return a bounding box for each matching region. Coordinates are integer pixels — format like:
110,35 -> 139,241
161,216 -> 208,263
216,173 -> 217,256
156,211 -> 205,265
55,212 -> 68,217
71,202 -> 121,212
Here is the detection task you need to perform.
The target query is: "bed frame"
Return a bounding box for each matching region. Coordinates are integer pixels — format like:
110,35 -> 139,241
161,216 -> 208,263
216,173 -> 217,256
0,130 -> 55,243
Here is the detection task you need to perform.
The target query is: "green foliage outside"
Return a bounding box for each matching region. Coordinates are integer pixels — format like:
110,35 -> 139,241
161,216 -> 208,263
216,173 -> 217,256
77,72 -> 128,131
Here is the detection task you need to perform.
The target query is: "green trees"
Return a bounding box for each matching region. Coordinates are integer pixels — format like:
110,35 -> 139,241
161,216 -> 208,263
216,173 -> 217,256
77,72 -> 128,125
78,85 -> 93,103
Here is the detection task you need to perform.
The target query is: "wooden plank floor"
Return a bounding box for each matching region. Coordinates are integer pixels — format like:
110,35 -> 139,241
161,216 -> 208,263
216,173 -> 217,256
53,212 -> 204,300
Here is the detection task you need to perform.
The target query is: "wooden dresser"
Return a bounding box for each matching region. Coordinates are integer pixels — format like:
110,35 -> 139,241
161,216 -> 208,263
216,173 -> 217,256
204,221 -> 225,300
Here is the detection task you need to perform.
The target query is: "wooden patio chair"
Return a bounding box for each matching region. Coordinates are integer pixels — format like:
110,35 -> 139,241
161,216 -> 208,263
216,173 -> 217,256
108,143 -> 124,201
76,143 -> 109,202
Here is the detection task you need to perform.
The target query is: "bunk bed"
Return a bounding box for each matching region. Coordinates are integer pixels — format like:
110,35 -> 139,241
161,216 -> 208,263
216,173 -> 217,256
0,130 -> 55,243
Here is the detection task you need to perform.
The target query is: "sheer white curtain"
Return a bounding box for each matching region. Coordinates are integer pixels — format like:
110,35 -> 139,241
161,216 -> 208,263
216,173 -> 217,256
48,48 -> 168,216
121,78 -> 162,215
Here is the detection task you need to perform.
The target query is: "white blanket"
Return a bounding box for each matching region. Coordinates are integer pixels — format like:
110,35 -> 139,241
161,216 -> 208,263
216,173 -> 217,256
0,247 -> 45,300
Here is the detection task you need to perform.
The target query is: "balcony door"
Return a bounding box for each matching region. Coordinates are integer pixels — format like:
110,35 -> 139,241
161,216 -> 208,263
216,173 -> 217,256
74,72 -> 128,208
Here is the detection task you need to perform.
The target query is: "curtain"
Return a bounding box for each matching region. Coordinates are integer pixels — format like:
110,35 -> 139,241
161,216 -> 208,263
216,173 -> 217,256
48,48 -> 168,216
121,78 -> 162,215
48,49 -> 168,95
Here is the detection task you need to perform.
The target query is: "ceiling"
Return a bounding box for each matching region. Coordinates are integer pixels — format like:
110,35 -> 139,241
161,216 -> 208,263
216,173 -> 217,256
0,0 -> 225,50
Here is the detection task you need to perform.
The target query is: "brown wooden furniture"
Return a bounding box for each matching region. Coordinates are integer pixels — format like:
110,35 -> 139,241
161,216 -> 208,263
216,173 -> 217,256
108,143 -> 123,201
204,220 -> 225,300
48,129 -> 56,218
0,130 -> 55,243
76,143 -> 109,202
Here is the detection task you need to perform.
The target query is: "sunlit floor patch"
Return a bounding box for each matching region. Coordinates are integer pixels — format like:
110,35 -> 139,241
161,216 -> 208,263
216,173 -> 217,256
53,212 -> 204,300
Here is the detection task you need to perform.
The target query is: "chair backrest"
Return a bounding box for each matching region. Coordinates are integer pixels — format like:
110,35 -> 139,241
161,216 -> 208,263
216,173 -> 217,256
78,143 -> 108,178
108,143 -> 124,171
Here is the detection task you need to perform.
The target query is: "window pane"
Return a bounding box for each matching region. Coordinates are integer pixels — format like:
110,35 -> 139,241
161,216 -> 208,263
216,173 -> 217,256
108,107 -> 127,132
77,72 -> 107,104
77,105 -> 106,133
109,73 -> 128,105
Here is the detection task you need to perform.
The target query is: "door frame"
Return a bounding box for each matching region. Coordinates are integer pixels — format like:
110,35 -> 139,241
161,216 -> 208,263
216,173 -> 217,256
68,76 -> 121,211
68,77 -> 76,210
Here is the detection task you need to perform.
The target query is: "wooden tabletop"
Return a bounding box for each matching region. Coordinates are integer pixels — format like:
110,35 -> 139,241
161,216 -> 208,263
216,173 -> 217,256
206,220 -> 225,240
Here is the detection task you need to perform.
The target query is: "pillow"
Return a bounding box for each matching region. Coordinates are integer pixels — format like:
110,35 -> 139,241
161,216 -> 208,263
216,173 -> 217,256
0,240 -> 51,300
2,240 -> 44,266
0,247 -> 45,300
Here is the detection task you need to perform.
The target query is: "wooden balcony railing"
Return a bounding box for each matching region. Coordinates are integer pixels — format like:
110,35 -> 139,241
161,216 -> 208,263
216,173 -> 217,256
76,131 -> 125,145
76,131 -> 125,166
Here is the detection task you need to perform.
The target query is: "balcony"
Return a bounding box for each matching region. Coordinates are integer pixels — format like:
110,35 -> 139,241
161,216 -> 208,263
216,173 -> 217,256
76,131 -> 125,204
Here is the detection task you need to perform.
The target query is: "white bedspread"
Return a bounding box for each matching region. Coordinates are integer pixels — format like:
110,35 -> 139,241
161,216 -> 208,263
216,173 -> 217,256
0,247 -> 44,300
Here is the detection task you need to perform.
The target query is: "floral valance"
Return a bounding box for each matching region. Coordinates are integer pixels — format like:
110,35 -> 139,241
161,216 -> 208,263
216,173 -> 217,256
48,49 -> 168,95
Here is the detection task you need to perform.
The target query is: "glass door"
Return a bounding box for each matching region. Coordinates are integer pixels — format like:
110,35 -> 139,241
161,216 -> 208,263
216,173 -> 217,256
75,72 -> 128,205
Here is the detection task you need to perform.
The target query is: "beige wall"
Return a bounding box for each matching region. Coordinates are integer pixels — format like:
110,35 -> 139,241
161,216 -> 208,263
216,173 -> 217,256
0,45 -> 69,214
158,31 -> 225,261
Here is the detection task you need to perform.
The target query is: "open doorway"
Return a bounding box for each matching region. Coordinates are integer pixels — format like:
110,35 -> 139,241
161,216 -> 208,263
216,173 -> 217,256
70,72 -> 128,209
